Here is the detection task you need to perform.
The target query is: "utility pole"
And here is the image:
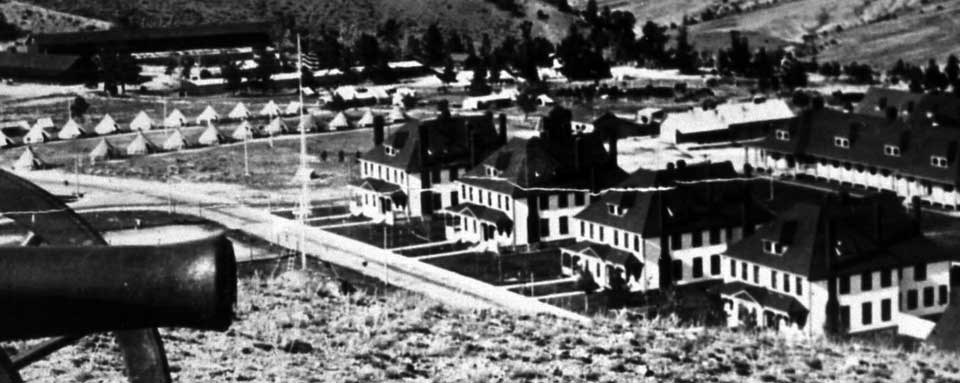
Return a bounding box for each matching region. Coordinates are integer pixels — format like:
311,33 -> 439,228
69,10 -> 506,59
243,136 -> 250,176
296,33 -> 310,271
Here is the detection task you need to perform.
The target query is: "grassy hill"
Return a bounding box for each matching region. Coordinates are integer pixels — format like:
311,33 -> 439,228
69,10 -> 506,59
11,270 -> 959,382
22,0 -> 576,43
0,1 -> 110,34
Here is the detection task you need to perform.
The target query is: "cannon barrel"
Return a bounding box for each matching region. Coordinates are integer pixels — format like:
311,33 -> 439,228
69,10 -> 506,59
0,234 -> 236,341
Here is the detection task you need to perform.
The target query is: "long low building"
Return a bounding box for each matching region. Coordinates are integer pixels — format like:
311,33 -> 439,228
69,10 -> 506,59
747,106 -> 960,209
0,52 -> 92,83
31,22 -> 272,56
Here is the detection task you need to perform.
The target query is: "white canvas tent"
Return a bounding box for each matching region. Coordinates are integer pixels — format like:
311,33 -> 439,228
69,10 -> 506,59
328,112 -> 350,130
228,102 -> 250,119
126,132 -> 158,155
264,117 -> 289,136
162,129 -> 189,151
299,114 -> 319,132
197,124 -> 225,146
387,106 -> 407,123
196,105 -> 220,125
357,109 -> 375,127
259,100 -> 281,117
284,101 -> 302,116
13,147 -> 45,171
231,121 -> 256,140
130,111 -> 154,131
57,119 -> 86,140
163,109 -> 187,128
33,117 -> 54,130
23,125 -> 50,144
95,114 -> 120,135
89,138 -> 122,163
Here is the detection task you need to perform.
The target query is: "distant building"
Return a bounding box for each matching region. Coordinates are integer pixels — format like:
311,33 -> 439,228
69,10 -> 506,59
31,23 -> 272,56
747,107 -> 960,209
720,194 -> 957,337
0,52 -> 92,83
855,87 -> 960,126
443,107 -> 627,249
350,113 -> 507,224
461,89 -> 519,111
659,98 -> 795,144
562,161 -> 770,292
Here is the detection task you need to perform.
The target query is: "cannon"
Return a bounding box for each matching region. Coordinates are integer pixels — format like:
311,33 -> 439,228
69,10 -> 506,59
0,169 -> 237,383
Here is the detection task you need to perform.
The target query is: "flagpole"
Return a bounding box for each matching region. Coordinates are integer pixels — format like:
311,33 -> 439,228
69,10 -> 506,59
297,33 -> 309,271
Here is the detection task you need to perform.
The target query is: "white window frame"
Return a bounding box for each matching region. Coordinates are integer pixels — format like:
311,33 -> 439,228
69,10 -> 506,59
775,129 -> 790,141
883,145 -> 901,157
834,136 -> 850,149
931,155 -> 949,168
762,239 -> 787,256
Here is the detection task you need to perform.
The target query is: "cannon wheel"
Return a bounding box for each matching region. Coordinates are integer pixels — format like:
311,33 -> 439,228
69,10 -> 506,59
0,170 -> 171,383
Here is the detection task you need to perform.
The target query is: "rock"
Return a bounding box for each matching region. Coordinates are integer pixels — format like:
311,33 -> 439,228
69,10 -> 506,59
282,339 -> 313,354
252,342 -> 274,352
553,367 -> 563,377
806,358 -> 823,370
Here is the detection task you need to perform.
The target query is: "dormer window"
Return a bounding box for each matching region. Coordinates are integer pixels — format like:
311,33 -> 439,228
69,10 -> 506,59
762,239 -> 787,256
834,136 -> 850,149
484,165 -> 503,177
883,145 -> 901,157
606,203 -> 628,216
931,155 -> 949,168
384,145 -> 398,156
775,129 -> 790,141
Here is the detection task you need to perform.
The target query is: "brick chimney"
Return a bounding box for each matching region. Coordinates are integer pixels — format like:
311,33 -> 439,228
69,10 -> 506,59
373,115 -> 385,146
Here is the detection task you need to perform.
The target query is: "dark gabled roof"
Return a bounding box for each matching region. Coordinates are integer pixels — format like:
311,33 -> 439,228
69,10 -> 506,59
751,108 -> 960,186
719,281 -> 807,315
573,161 -> 771,237
362,114 -> 500,173
724,193 -> 957,279
855,87 -> 960,125
349,177 -> 401,194
443,202 -> 513,232
562,240 -> 637,266
0,52 -> 82,73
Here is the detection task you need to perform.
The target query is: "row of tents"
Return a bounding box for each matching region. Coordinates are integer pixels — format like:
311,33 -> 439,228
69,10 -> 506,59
3,104 -> 410,147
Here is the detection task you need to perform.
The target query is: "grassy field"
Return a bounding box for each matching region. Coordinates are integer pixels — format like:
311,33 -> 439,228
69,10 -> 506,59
8,270 -> 960,382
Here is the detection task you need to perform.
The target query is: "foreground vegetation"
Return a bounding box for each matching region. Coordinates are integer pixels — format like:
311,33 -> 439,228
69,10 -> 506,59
10,270 -> 960,382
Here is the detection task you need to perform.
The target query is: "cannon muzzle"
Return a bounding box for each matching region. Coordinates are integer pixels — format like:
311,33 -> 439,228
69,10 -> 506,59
0,234 -> 236,341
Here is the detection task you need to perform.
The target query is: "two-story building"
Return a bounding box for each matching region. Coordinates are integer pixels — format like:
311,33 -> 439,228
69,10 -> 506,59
748,105 -> 960,210
349,112 -> 506,224
442,106 -> 627,251
559,161 -> 771,292
720,193 -> 959,337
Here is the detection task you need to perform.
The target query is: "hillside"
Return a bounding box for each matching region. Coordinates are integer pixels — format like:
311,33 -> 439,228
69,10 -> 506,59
21,0 -> 576,43
0,1 -> 110,34
11,270 -> 960,382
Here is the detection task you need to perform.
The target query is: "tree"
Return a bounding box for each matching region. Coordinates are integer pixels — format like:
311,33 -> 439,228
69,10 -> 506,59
180,56 -> 196,80
924,59 -> 947,91
638,21 -> 669,64
584,0 -> 599,23
354,33 -> 382,67
117,52 -> 141,95
253,49 -> 280,92
780,52 -> 808,89
516,90 -> 538,118
946,55 -> 960,86
673,26 -> 699,74
439,56 -> 458,86
556,25 -> 611,80
728,30 -> 752,75
70,96 -> 89,120
94,51 -> 119,96
0,13 -> 22,41
422,23 -> 446,66
469,64 -> 491,95
221,62 -> 243,94
301,65 -> 316,90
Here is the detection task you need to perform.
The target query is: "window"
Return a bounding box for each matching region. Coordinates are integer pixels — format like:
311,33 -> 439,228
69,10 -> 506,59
711,255 -> 721,276
558,194 -> 569,208
599,227 -> 604,241
880,269 -> 892,288
834,136 -> 850,149
487,192 -> 492,206
606,204 -> 627,216
539,218 -> 550,237
484,165 -> 502,177
771,271 -> 778,289
589,224 -> 594,238
559,217 -> 569,235
709,228 -> 721,245
672,260 -> 683,280
539,195 -> 549,210
384,145 -> 398,156
613,229 -> 619,246
881,299 -> 891,322
451,191 -> 459,206
907,289 -> 918,310
692,257 -> 703,278
762,240 -> 787,255
914,263 -> 927,281
839,276 -> 850,294
884,145 -> 901,157
783,274 -> 790,293
796,277 -> 803,296
862,302 -> 872,325
775,129 -> 790,141
580,221 -> 585,237
861,272 -> 872,291
753,266 -> 759,284
940,285 -> 949,305
691,231 -> 703,247
575,193 -> 585,206
730,259 -> 737,277
634,236 -> 640,251
671,234 -> 682,250
924,286 -> 935,307
931,155 -> 949,168
741,263 -> 748,280
839,305 -> 850,330
431,169 -> 441,183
